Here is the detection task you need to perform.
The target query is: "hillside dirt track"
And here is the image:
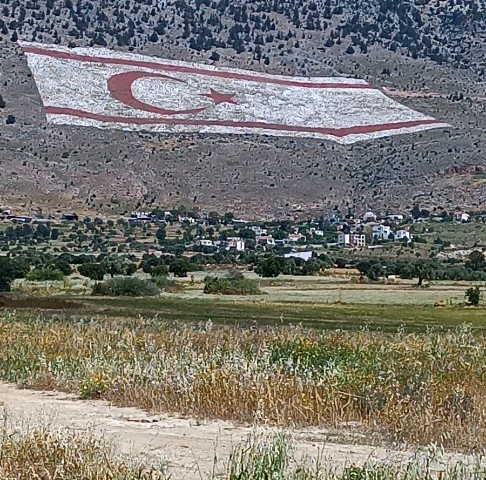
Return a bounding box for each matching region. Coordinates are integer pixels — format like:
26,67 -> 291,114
0,383 -> 474,479
383,87 -> 486,103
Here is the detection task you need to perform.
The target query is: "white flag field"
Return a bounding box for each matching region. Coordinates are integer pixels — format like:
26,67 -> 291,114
20,42 -> 449,144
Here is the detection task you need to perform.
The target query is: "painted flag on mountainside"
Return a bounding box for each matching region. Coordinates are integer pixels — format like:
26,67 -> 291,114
20,42 -> 449,145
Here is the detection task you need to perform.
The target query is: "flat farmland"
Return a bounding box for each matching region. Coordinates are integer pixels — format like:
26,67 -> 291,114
263,284 -> 473,306
173,271 -> 483,307
83,295 -> 485,332
8,272 -> 485,330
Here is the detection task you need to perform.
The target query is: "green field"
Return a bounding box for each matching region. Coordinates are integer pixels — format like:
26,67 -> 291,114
4,271 -> 486,332
81,294 -> 485,332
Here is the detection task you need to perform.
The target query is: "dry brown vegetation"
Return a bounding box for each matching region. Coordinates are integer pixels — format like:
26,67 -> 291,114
1,422 -> 486,480
0,421 -> 165,479
0,312 -> 485,450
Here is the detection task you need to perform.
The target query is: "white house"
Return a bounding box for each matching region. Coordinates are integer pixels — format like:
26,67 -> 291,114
287,233 -> 306,243
309,228 -> 324,236
453,212 -> 470,223
387,214 -> 404,221
395,229 -> 412,242
226,237 -> 246,252
284,251 -> 313,262
363,211 -> 377,222
129,211 -> 152,223
196,239 -> 214,247
256,235 -> 275,246
131,210 -> 151,219
372,225 -> 392,239
338,233 -> 366,248
251,226 -> 268,236
178,215 -> 196,224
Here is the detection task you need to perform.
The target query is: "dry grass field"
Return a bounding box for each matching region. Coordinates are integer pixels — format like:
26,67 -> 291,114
0,413 -> 485,480
0,420 -> 166,479
1,312 -> 486,451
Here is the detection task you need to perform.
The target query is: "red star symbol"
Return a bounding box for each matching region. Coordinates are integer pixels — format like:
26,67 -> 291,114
200,88 -> 238,106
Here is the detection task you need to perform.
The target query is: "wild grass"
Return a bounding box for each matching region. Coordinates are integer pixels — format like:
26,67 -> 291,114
225,432 -> 486,480
1,422 -> 485,480
1,312 -> 486,449
0,420 -> 166,479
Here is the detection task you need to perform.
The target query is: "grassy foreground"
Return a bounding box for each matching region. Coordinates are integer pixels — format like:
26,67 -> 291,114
1,312 -> 486,449
0,424 -> 485,480
0,422 -> 165,479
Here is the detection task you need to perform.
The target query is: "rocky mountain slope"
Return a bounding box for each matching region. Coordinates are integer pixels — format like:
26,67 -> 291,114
0,0 -> 485,217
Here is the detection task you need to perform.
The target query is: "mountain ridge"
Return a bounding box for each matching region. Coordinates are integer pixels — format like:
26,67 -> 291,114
0,0 -> 485,216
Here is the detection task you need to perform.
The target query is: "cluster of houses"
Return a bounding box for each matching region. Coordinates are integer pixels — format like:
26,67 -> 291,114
191,212 -> 418,253
0,206 -> 478,259
329,209 -> 473,248
336,224 -> 412,248
195,237 -> 246,251
194,224 -> 307,252
334,211 -> 419,248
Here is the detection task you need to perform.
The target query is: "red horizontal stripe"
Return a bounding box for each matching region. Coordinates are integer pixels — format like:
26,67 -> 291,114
45,106 -> 440,138
22,45 -> 375,90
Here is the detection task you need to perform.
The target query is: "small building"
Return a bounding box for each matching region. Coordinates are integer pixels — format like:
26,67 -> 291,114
453,212 -> 470,223
131,211 -> 151,219
308,228 -> 324,237
62,212 -> 79,221
395,229 -> 412,242
284,251 -> 313,262
226,237 -> 246,252
256,235 -> 275,247
372,225 -> 392,239
251,226 -> 268,236
196,239 -> 214,247
178,215 -> 196,224
287,233 -> 306,243
130,211 -> 152,223
363,211 -> 377,222
387,214 -> 404,221
9,215 -> 32,224
338,232 -> 366,248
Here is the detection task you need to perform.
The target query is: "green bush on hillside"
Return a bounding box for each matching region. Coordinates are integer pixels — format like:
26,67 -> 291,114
204,276 -> 261,295
78,263 -> 107,281
465,286 -> 481,306
152,276 -> 184,293
92,277 -> 160,297
26,268 -> 64,282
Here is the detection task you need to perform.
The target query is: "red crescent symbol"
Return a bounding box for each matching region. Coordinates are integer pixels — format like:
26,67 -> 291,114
107,71 -> 207,116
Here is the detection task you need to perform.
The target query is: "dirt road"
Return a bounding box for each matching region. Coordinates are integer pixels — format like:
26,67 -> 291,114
0,383 -> 469,479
